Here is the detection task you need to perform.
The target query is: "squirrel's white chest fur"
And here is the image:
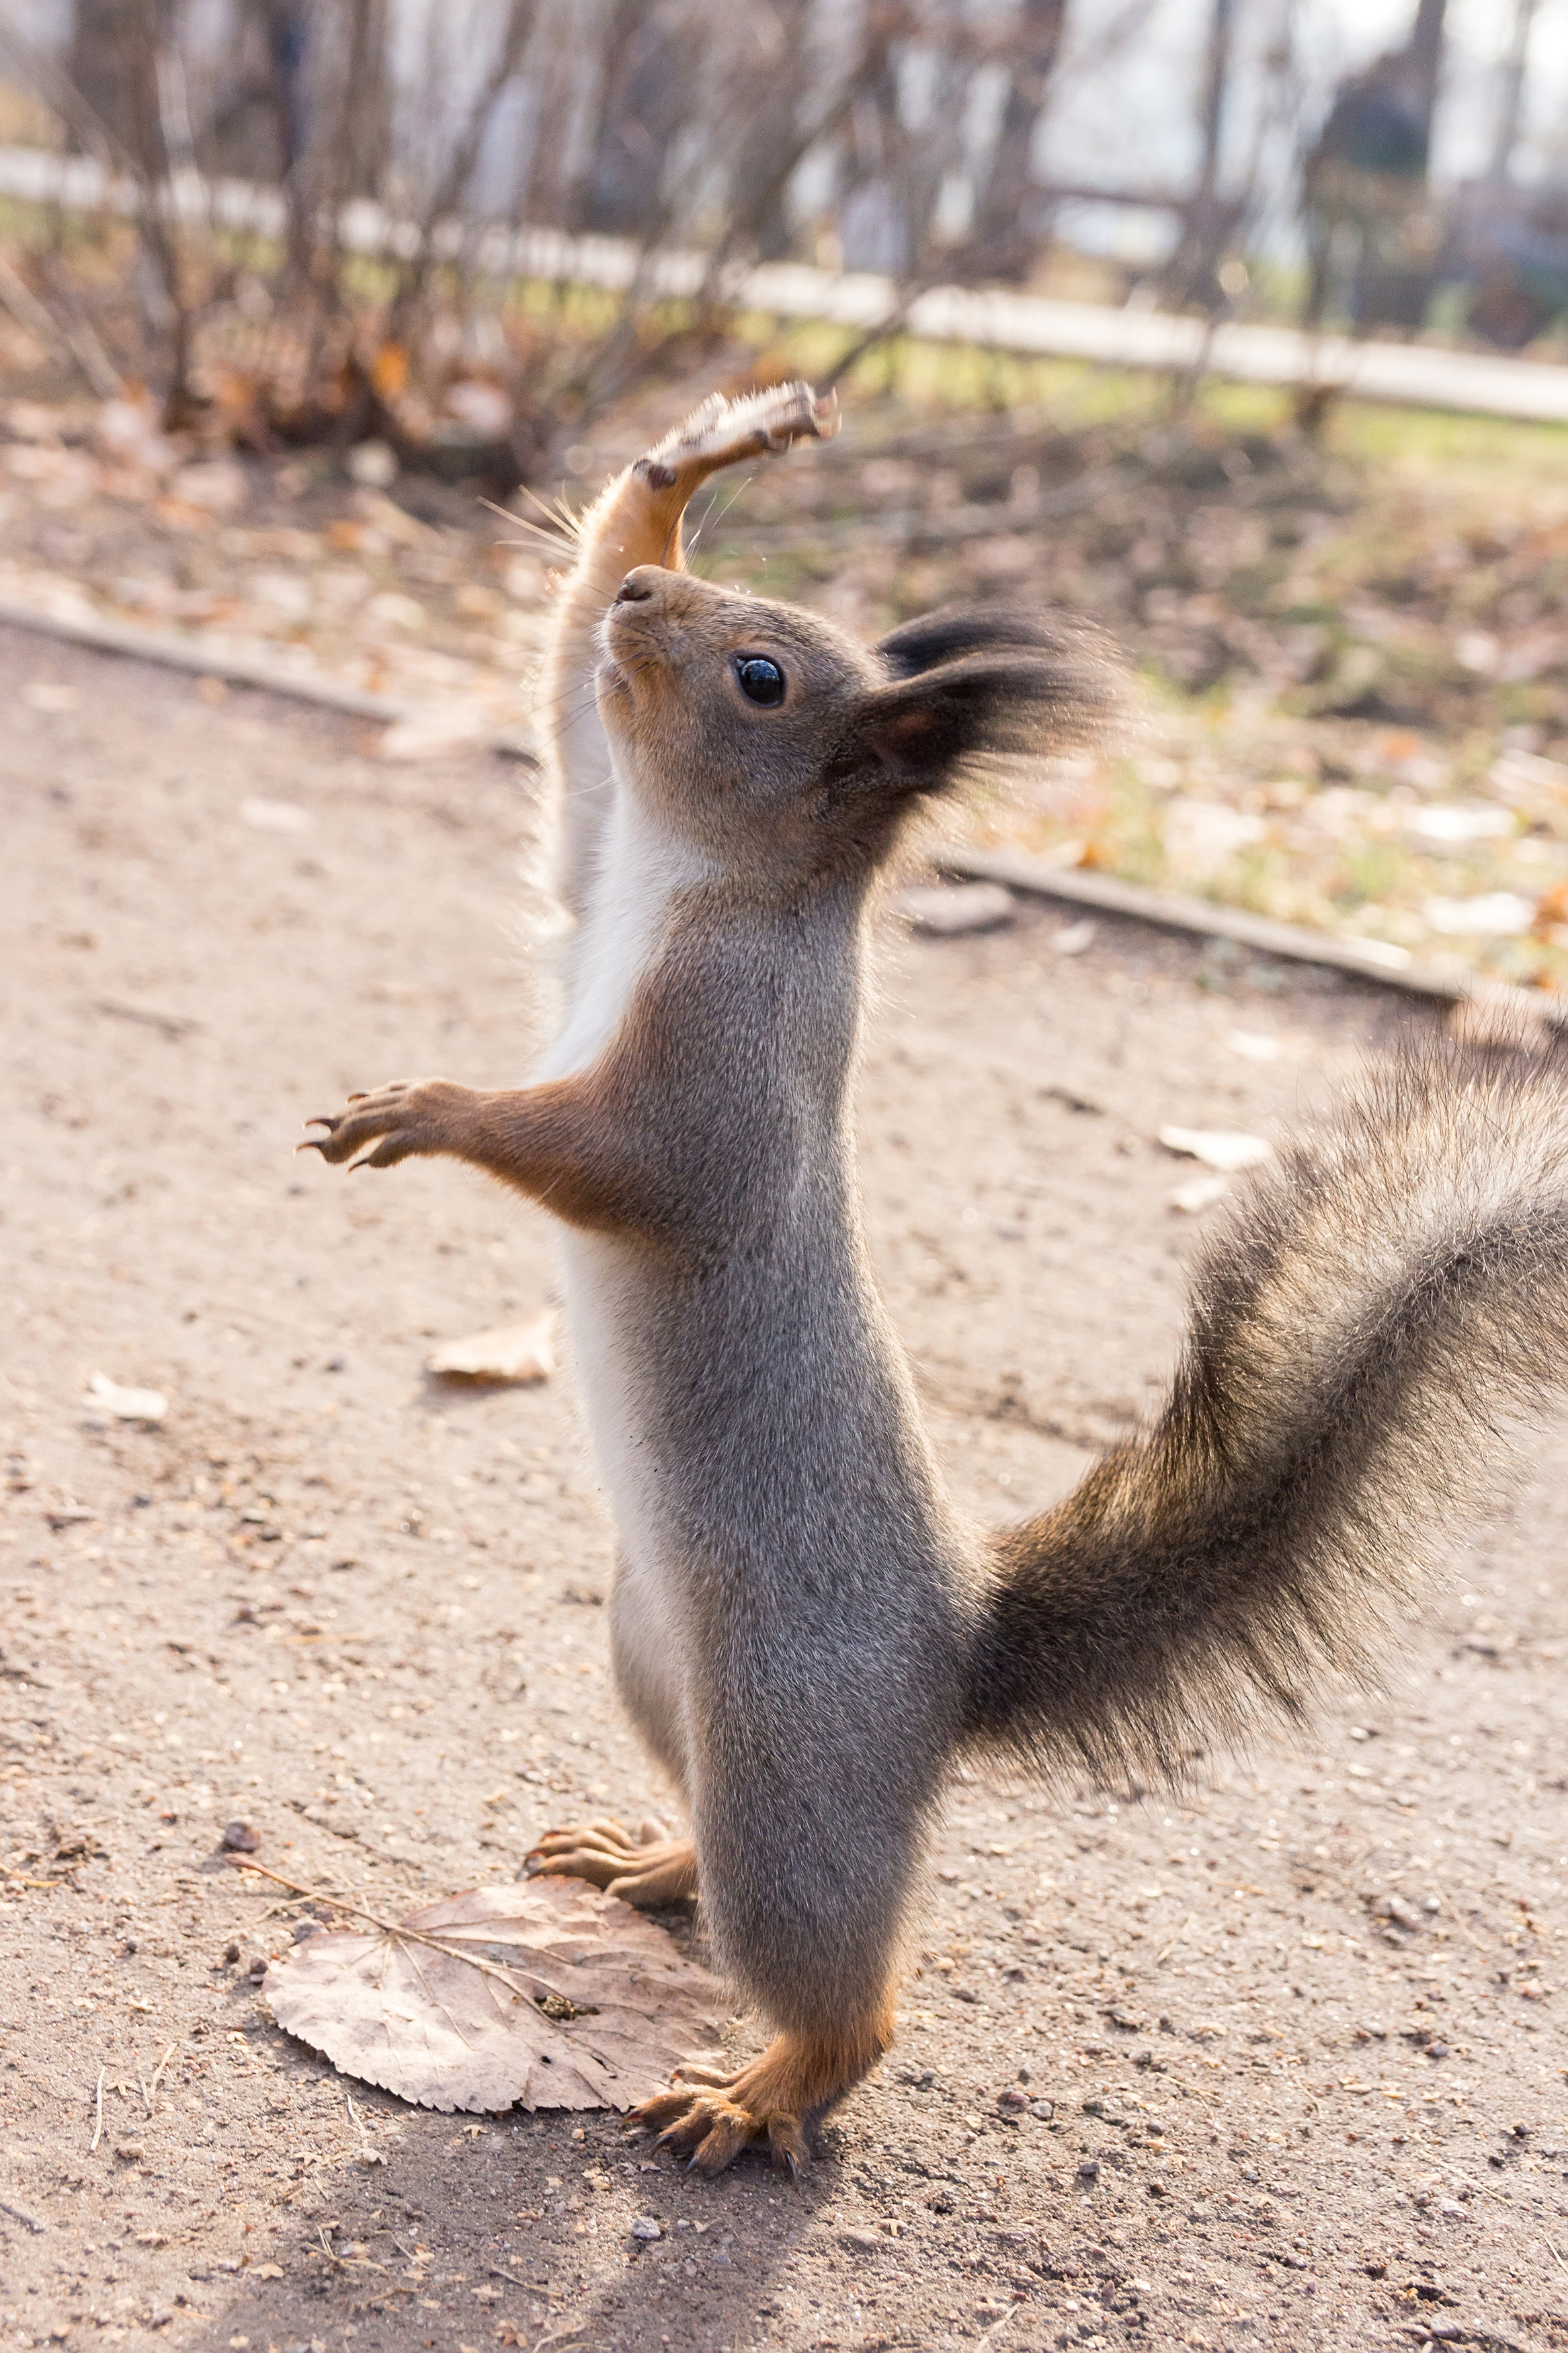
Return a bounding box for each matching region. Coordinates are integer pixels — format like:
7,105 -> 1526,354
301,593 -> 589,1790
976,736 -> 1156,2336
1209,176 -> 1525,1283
536,785 -> 712,1782
536,791 -> 706,1085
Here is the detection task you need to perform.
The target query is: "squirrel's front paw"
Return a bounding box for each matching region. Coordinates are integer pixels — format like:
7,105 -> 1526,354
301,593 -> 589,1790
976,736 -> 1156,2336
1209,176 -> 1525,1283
634,381 -> 837,491
300,1078 -> 474,1170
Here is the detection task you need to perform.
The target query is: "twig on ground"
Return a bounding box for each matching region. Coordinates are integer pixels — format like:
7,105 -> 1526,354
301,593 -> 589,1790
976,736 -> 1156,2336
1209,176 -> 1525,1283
89,2068 -> 104,2153
1157,1911 -> 1196,1962
977,2307 -> 1019,2346
141,2043 -> 175,2116
0,2196 -> 46,2234
345,2091 -> 384,2165
0,1862 -> 64,1889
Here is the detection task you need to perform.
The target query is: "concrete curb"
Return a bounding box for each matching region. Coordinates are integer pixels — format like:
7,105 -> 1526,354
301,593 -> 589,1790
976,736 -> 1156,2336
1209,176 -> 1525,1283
0,595 -> 538,760
937,842 -> 1568,1029
2,592 -> 1557,1026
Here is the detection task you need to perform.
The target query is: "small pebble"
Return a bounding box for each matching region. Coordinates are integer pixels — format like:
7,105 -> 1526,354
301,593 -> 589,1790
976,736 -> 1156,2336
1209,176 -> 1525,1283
1029,2098 -> 1056,2122
841,2227 -> 884,2254
222,1821 -> 261,1853
995,2087 -> 1029,2112
222,1942 -> 240,1964
630,2216 -> 661,2241
114,2141 -> 144,2162
247,1956 -> 268,1980
1077,2157 -> 1101,2181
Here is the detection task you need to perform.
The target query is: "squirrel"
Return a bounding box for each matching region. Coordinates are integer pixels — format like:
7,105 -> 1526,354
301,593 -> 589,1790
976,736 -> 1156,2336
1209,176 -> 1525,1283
304,381 -> 1568,2178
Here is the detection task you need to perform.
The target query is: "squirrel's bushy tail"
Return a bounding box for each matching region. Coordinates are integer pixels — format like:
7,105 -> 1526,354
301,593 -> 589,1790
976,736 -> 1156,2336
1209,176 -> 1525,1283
967,1038 -> 1568,1780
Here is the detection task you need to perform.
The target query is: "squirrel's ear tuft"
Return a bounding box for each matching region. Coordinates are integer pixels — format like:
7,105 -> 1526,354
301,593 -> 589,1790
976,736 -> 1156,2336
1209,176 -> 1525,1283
876,602 -> 1106,684
824,605 -> 1122,799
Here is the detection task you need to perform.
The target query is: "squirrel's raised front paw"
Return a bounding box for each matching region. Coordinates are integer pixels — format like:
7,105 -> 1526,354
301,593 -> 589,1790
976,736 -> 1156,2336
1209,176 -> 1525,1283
299,1078 -> 473,1170
634,381 -> 837,491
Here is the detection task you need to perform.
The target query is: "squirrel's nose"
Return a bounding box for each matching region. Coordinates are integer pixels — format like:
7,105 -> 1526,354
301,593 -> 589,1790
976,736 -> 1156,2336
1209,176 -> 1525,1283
614,568 -> 659,604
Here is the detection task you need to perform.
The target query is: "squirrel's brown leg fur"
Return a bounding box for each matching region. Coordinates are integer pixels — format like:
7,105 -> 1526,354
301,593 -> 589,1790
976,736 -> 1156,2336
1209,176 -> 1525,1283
299,1077 -> 660,1238
525,1818 -> 697,1909
630,2005 -> 895,2179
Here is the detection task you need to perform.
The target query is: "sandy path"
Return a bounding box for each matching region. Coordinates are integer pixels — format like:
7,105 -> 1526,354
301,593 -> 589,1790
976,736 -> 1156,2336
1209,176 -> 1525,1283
3,622 -> 1567,2353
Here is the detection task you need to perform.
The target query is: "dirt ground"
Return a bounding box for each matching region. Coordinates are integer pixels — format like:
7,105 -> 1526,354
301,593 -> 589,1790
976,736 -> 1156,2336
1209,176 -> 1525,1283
4,619 -> 1568,2353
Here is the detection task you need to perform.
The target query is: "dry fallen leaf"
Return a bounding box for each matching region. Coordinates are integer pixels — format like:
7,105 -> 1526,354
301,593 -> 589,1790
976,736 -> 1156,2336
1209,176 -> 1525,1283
241,796 -> 311,832
1422,891 -> 1536,938
263,1875 -> 724,2112
1157,1125 -> 1274,1172
425,1310 -> 555,1384
1169,1172 -> 1231,1215
379,704 -> 493,760
84,1370 -> 167,1422
897,881 -> 1015,936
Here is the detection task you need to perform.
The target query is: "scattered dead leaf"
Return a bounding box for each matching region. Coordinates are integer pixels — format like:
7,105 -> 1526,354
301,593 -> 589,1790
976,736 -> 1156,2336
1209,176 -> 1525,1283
263,1875 -> 723,2112
426,1311 -> 555,1385
83,1371 -> 167,1423
898,882 -> 1015,936
1157,1125 -> 1273,1172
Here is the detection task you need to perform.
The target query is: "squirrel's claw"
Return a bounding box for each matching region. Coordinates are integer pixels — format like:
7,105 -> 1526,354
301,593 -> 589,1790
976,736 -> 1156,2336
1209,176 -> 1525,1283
296,1080 -> 461,1170
629,2077 -> 809,2180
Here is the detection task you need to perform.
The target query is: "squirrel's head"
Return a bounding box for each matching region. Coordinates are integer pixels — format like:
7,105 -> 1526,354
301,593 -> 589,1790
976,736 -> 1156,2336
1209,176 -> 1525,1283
597,565 -> 1118,885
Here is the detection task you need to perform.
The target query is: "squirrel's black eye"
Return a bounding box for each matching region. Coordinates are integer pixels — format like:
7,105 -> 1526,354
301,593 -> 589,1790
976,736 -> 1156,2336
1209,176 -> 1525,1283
735,655 -> 786,707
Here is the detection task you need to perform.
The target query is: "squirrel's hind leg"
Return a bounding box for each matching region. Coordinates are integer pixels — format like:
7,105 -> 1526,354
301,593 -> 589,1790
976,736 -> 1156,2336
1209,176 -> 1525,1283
632,2007 -> 895,2179
525,1817 -> 696,1909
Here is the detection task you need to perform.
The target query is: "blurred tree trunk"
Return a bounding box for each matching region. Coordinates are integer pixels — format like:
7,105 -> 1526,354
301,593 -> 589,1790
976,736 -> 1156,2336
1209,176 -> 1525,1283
966,0 -> 1069,282
577,0 -> 705,237
720,0 -> 817,262
1163,0 -> 1237,307
1406,0 -> 1446,151
69,0 -> 169,169
1487,0 -> 1538,183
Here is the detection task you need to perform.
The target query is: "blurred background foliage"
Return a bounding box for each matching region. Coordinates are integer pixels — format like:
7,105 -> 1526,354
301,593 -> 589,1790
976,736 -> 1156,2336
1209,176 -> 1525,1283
3,0 -> 1568,993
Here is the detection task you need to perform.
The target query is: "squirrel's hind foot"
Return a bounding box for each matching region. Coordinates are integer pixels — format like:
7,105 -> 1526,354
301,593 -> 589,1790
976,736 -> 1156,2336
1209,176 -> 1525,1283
632,2059 -> 810,2180
631,2018 -> 892,2179
524,1817 -> 696,1908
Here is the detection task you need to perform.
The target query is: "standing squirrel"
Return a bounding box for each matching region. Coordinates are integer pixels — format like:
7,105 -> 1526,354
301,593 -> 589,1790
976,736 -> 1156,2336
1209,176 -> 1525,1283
305,381 -> 1568,2176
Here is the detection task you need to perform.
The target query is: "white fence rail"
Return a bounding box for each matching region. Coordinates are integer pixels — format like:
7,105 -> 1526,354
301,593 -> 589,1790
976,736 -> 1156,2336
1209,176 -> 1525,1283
4,143 -> 1568,428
